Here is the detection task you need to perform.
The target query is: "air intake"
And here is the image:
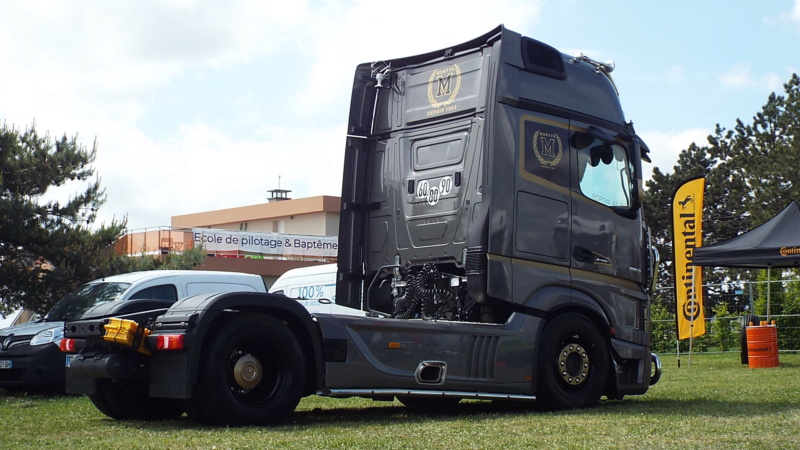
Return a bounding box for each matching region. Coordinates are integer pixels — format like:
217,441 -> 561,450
521,37 -> 567,80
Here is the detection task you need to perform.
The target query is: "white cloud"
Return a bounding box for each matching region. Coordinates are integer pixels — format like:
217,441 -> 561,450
780,0 -> 800,28
91,120 -> 347,230
639,128 -> 711,180
718,63 -> 788,92
0,0 -> 311,127
719,63 -> 757,88
292,0 -> 545,114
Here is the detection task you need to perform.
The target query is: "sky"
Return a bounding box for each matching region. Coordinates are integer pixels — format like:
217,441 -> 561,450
1,0 -> 799,231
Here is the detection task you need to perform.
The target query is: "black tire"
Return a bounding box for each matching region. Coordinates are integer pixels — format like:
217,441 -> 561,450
188,315 -> 306,426
178,398 -> 215,425
88,379 -> 184,421
536,313 -> 610,411
397,396 -> 461,411
740,314 -> 761,365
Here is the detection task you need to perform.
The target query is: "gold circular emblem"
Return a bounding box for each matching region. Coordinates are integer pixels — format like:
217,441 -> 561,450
427,64 -> 462,108
533,130 -> 563,167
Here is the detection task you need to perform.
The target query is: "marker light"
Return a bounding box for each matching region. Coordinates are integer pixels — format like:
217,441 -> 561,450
157,334 -> 184,350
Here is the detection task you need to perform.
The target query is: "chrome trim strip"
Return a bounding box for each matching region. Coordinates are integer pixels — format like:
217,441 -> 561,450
318,388 -> 536,401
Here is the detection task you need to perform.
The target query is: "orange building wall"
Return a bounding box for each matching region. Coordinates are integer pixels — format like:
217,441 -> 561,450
171,195 -> 340,236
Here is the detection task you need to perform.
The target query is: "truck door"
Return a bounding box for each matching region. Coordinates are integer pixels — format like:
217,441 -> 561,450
512,109 -> 573,304
568,122 -> 644,284
515,112 -> 572,263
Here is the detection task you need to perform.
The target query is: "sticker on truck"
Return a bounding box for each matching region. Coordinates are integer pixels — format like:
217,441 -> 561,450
416,176 -> 453,206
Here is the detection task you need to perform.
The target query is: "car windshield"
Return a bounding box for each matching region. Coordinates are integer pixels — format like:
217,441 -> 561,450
44,282 -> 131,321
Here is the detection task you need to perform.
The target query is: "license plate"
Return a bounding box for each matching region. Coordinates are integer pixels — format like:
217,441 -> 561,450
0,360 -> 11,369
65,354 -> 77,368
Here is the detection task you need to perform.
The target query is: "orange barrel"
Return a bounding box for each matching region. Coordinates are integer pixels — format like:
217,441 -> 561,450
746,323 -> 779,368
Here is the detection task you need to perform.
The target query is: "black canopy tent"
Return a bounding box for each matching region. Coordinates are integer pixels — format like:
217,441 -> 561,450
692,201 -> 800,320
692,201 -> 800,269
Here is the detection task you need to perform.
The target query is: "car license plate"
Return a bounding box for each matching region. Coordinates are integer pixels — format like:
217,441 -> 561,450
65,354 -> 76,368
0,360 -> 12,369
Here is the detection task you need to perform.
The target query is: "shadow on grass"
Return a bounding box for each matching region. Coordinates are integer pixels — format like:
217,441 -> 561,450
101,400 -> 532,431
99,392 -> 800,432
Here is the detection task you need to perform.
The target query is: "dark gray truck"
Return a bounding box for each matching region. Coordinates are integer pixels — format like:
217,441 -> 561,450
63,25 -> 661,425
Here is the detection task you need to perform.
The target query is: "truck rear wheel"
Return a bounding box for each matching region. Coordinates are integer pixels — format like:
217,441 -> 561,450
88,379 -> 183,421
189,314 -> 306,426
536,313 -> 609,410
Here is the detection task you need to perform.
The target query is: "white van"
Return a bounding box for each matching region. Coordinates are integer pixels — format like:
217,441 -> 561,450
0,270 -> 266,392
269,264 -> 364,316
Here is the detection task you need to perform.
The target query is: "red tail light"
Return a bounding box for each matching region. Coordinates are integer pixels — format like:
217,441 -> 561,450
156,334 -> 184,350
60,338 -> 77,353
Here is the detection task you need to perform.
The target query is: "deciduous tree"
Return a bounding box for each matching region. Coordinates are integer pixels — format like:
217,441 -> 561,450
644,73 -> 800,311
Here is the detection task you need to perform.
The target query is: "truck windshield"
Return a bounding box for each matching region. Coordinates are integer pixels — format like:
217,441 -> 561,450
44,282 -> 132,321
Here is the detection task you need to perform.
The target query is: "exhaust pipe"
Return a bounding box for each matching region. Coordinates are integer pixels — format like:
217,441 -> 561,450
650,352 -> 662,385
415,361 -> 446,385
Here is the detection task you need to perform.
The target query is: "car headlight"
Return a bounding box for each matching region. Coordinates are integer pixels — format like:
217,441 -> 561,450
30,326 -> 64,346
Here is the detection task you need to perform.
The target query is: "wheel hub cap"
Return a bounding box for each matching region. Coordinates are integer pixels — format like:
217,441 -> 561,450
557,343 -> 589,386
233,354 -> 263,389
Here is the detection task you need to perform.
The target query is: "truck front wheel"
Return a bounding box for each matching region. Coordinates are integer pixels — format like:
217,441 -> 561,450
189,314 -> 306,426
536,313 -> 609,410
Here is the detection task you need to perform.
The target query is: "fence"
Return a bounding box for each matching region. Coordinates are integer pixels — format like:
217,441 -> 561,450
651,276 -> 800,354
651,314 -> 800,354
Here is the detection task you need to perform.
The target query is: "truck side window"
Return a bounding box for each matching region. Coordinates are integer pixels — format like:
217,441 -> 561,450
129,284 -> 179,301
574,134 -> 634,208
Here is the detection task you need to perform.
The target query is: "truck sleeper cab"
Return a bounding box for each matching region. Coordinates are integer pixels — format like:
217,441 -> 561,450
64,25 -> 659,426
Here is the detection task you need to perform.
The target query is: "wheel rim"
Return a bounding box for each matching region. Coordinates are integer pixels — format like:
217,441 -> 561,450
233,354 -> 263,389
226,342 -> 281,405
556,343 -> 589,386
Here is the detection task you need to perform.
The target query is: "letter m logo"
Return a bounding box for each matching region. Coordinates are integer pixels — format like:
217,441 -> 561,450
539,135 -> 557,157
436,74 -> 452,97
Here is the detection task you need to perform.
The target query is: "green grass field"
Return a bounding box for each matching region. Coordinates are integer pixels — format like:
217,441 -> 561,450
2,353 -> 798,449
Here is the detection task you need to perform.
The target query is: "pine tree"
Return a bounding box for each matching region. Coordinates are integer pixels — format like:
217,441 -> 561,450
0,122 -> 126,315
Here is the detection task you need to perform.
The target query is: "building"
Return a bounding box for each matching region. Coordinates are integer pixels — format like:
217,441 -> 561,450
172,190 -> 340,236
114,192 -> 340,285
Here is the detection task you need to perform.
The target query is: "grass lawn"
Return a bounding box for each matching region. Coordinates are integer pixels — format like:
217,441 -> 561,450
1,353 -> 798,449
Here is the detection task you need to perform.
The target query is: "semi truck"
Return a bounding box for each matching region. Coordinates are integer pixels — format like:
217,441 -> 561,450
62,25 -> 661,425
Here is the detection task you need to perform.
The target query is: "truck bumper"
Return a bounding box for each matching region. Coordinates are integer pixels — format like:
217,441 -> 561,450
65,350 -> 148,395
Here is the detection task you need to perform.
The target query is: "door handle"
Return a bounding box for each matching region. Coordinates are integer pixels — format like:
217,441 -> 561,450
573,246 -> 596,263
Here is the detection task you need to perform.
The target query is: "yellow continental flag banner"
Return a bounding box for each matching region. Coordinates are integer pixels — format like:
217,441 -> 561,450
672,177 -> 706,340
